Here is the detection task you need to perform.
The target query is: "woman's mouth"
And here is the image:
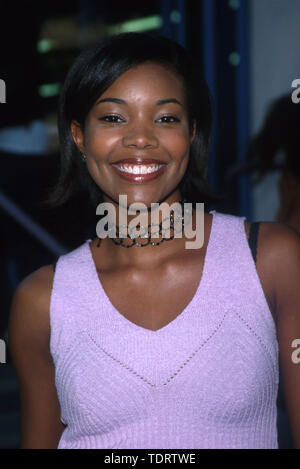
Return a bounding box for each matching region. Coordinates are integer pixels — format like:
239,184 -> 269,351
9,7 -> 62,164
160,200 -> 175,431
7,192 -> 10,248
111,163 -> 167,183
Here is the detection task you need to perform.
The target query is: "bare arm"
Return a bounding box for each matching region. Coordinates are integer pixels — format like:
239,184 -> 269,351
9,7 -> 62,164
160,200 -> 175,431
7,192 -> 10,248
268,223 -> 300,448
8,266 -> 66,449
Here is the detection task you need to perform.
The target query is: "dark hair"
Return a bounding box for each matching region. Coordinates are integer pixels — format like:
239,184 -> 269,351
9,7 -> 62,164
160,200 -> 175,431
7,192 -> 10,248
41,32 -> 223,210
232,94 -> 300,184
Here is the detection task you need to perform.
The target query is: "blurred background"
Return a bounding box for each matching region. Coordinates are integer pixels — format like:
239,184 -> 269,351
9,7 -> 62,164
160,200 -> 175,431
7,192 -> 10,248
0,0 -> 299,449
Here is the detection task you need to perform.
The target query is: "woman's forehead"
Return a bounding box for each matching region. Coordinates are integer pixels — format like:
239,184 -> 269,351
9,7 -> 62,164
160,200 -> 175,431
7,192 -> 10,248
98,63 -> 186,100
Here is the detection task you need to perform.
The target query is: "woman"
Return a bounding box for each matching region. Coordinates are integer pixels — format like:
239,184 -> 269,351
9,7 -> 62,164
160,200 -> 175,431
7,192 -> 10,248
8,33 -> 300,449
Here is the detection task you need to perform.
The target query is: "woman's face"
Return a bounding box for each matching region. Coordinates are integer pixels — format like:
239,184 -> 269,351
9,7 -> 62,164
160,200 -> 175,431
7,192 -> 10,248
71,62 -> 196,208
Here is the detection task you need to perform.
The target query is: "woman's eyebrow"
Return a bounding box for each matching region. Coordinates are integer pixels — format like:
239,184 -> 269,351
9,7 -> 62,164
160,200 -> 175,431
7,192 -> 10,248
95,97 -> 183,106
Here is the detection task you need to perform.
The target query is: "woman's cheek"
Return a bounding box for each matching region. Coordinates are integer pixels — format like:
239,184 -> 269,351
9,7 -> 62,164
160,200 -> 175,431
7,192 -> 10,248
86,129 -> 116,157
169,137 -> 190,159
162,127 -> 190,153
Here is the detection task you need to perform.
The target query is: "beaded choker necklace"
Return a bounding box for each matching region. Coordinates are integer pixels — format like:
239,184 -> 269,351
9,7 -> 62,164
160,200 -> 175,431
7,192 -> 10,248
96,199 -> 192,248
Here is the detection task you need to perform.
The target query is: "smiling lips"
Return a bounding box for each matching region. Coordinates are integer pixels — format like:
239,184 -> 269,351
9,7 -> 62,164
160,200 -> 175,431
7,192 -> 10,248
111,159 -> 167,183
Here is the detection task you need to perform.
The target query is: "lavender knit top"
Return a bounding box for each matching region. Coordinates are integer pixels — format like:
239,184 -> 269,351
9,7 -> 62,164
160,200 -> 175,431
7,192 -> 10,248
49,210 -> 279,449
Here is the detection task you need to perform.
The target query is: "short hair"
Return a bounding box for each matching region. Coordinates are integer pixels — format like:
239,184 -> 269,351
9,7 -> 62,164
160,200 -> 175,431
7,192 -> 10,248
42,32 -> 223,210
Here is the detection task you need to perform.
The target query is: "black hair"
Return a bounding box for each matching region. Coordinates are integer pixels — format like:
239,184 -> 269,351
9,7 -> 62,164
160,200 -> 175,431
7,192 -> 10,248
233,94 -> 300,184
41,32 -> 224,210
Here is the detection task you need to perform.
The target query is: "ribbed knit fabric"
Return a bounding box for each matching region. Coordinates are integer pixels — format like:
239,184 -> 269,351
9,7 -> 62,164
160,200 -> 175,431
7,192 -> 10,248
49,210 -> 279,449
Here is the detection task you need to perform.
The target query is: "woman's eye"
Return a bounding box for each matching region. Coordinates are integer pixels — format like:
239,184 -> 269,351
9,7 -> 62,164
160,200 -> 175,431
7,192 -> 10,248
99,115 -> 124,123
99,115 -> 180,124
157,116 -> 180,123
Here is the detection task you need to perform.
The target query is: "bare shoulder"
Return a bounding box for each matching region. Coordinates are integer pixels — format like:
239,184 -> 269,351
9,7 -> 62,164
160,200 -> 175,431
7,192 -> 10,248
244,219 -> 300,261
258,223 -> 300,448
8,264 -> 67,448
257,221 -> 300,261
244,218 -> 299,241
254,221 -> 300,317
243,220 -> 300,322
8,264 -> 55,361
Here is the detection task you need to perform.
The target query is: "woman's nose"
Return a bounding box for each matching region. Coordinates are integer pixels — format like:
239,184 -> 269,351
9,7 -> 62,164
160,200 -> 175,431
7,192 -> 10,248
122,123 -> 159,149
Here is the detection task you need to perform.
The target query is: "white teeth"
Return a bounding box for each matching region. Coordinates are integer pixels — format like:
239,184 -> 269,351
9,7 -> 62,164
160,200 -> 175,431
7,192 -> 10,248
115,164 -> 163,174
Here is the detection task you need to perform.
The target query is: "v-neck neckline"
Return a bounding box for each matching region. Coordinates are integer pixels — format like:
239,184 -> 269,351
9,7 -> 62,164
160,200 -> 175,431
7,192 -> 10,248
85,210 -> 217,336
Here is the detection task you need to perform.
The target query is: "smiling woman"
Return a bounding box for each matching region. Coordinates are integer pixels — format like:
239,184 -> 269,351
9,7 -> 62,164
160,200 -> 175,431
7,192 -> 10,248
8,32 -> 300,450
69,61 -> 196,211
42,32 -> 222,211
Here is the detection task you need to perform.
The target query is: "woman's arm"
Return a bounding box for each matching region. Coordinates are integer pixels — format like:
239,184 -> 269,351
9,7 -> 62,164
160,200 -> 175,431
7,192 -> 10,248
8,266 -> 66,449
268,223 -> 300,448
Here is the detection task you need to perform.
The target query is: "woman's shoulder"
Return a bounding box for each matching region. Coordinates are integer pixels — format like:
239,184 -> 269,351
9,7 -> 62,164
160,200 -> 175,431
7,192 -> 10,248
254,221 -> 300,319
17,264 -> 55,303
252,220 -> 300,276
8,265 -> 55,362
256,220 -> 300,256
242,217 -> 300,246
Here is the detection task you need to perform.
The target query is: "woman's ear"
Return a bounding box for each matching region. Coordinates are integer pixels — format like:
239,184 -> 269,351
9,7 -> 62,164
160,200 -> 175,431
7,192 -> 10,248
70,120 -> 84,154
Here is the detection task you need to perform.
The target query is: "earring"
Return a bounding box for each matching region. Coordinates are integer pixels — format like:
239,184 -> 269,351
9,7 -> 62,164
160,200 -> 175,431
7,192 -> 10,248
81,154 -> 87,163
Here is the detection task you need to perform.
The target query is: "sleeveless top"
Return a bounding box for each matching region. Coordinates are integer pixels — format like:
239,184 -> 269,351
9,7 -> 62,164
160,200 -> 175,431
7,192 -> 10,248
49,210 -> 279,449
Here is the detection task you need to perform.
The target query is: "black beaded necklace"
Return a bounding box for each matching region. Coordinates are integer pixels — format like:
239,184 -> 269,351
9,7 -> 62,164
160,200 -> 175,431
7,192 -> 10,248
96,199 -> 191,248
